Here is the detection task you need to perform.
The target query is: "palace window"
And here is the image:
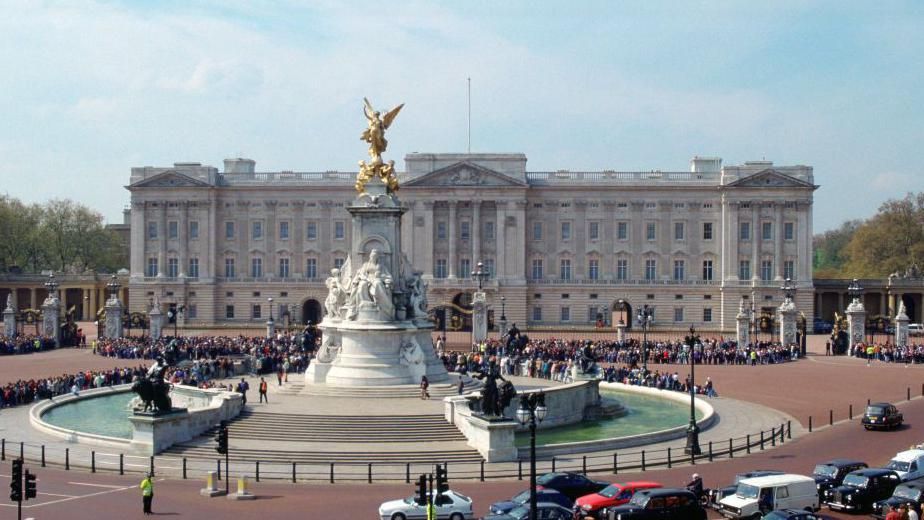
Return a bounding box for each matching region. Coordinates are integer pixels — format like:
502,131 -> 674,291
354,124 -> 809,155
762,222 -> 773,241
674,307 -> 684,322
761,260 -> 773,281
251,257 -> 263,278
673,260 -> 685,281
702,259 -> 713,281
224,258 -> 235,278
306,258 -> 317,279
147,222 -> 158,239
168,221 -> 178,239
225,305 -> 235,319
532,306 -> 542,322
616,259 -> 628,281
588,221 -> 600,241
252,305 -> 262,320
559,259 -> 572,280
225,221 -> 234,239
279,221 -> 290,240
588,259 -> 599,280
252,221 -> 263,240
460,258 -> 471,278
739,260 -> 751,280
188,258 -> 199,278
560,221 -> 571,241
674,222 -> 684,241
531,259 -> 543,280
483,258 -> 495,277
703,308 -> 713,322
645,259 -> 657,281
484,221 -> 495,240
739,222 -> 750,241
646,222 -> 656,241
533,221 -> 543,241
617,222 -> 628,240
189,221 -> 199,240
334,221 -> 345,240
306,222 -> 317,240
167,258 -> 178,278
702,222 -> 713,240
460,221 -> 470,241
784,222 -> 795,240
279,258 -> 290,278
146,258 -> 158,277
560,306 -> 571,322
437,222 -> 447,240
784,260 -> 795,280
435,259 -> 447,279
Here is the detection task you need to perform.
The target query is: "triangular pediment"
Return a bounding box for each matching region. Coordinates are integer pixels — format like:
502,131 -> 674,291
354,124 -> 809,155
727,169 -> 816,189
129,170 -> 212,188
403,161 -> 527,187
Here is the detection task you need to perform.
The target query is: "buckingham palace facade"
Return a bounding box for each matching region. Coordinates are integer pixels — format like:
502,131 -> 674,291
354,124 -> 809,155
126,153 -> 817,332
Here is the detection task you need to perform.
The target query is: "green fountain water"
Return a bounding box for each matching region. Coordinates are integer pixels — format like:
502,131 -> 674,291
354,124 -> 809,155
42,392 -> 135,439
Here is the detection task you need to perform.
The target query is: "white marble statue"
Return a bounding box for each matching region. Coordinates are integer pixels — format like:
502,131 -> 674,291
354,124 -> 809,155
324,268 -> 346,319
407,271 -> 428,319
344,249 -> 395,321
399,337 -> 424,366
4,294 -> 12,311
317,334 -> 340,363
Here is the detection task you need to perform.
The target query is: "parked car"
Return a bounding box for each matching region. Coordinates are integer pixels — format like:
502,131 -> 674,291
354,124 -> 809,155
909,323 -> 924,336
488,489 -> 572,516
886,449 -> 924,481
482,502 -> 573,520
379,490 -> 473,520
536,472 -> 610,501
872,478 -> 924,519
717,474 -> 818,519
812,319 -> 833,334
605,488 -> 707,520
574,481 -> 662,518
761,509 -> 823,520
708,470 -> 786,508
823,468 -> 902,513
811,459 -> 868,498
863,402 -> 904,431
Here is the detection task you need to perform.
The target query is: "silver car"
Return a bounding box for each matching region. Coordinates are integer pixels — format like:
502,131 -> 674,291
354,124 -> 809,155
378,490 -> 474,520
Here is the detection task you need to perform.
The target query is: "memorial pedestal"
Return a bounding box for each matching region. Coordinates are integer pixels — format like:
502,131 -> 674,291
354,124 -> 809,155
129,409 -> 191,456
465,415 -> 517,462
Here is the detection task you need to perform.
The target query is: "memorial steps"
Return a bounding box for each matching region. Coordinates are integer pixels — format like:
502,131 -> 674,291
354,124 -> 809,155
160,411 -> 484,463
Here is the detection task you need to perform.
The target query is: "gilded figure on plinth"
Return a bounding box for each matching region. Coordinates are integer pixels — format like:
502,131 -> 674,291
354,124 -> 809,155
357,97 -> 404,193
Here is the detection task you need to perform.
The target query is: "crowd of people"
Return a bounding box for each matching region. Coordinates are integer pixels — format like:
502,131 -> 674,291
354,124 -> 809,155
1,365 -> 149,408
847,341 -> 924,364
0,333 -> 60,355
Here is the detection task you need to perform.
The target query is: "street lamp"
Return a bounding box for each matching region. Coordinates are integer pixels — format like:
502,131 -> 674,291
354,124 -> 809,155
499,295 -> 507,340
781,277 -> 796,301
636,304 -> 654,374
106,275 -> 120,302
516,392 -> 548,520
268,297 -> 274,321
471,261 -> 488,290
44,273 -> 60,300
684,324 -> 702,456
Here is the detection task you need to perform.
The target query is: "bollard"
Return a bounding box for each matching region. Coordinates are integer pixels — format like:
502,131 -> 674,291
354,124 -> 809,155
518,460 -> 523,480
809,416 -> 813,433
582,455 -> 587,474
729,438 -> 733,458
552,457 -> 556,473
406,463 -> 410,484
829,409 -> 833,426
667,447 -> 672,469
708,441 -> 713,462
849,404 -> 853,420
230,474 -> 255,500
1,438 -> 4,460
20,442 -> 24,461
613,453 -> 618,475
746,434 -> 751,454
200,470 -> 223,497
293,462 -> 297,483
330,462 -> 334,484
217,459 -> 222,481
909,387 -> 912,401
92,451 -> 96,473
787,420 -> 792,439
150,456 -> 154,477
760,431 -> 764,450
66,448 -> 70,470
182,458 -> 187,479
480,460 -> 485,482
41,445 -> 45,467
120,454 -> 124,475
641,450 -> 646,471
868,398 -> 871,406
771,427 -> 776,447
367,463 -> 372,484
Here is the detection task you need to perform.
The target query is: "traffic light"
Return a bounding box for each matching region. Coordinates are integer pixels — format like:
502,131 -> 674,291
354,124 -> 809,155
10,458 -> 22,502
435,464 -> 448,495
414,474 -> 428,506
167,304 -> 177,324
24,470 -> 36,500
215,423 -> 229,455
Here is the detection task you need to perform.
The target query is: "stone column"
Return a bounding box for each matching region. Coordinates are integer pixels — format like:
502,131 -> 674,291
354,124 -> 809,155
89,287 -> 98,320
148,301 -> 163,340
774,203 -> 783,280
421,201 -> 435,277
777,297 -> 797,346
472,200 -> 481,266
750,202 -> 759,280
837,292 -> 844,313
896,302 -> 910,347
157,201 -> 167,277
130,201 -> 145,278
736,299 -> 750,346
448,201 -> 457,278
81,288 -> 90,320
845,297 -> 866,352
178,201 -> 188,277
3,295 -> 16,336
471,290 -> 487,345
293,201 -> 305,277
42,293 -> 61,346
265,200 -> 277,277
513,200 -> 527,282
105,295 -> 124,339
496,201 -> 507,280
30,288 -> 36,309
266,317 -> 276,339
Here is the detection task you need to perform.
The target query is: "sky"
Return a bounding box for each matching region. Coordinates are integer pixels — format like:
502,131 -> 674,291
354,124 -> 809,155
1,1 -> 922,232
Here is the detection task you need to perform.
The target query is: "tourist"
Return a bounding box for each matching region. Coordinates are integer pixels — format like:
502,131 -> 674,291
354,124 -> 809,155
457,376 -> 464,395
420,375 -> 429,400
259,377 -> 268,404
237,378 -> 249,405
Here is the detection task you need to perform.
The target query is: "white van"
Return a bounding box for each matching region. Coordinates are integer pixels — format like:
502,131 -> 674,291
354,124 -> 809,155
909,324 -> 924,336
886,449 -> 924,481
718,474 -> 819,519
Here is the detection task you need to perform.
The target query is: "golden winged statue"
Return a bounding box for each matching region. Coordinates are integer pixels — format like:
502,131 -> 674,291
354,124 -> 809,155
356,98 -> 404,193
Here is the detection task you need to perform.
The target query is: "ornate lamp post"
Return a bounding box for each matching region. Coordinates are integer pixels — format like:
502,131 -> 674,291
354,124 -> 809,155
636,304 -> 654,373
516,392 -> 548,520
684,324 -> 702,455
471,261 -> 488,290
268,297 -> 274,322
106,274 -> 120,302
45,273 -> 60,300
781,277 -> 796,301
498,295 -> 507,340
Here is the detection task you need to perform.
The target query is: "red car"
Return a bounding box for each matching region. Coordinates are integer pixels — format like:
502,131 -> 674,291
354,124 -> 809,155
574,481 -> 663,517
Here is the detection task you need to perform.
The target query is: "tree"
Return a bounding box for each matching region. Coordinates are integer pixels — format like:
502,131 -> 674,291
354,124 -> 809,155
842,193 -> 924,278
812,219 -> 862,278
